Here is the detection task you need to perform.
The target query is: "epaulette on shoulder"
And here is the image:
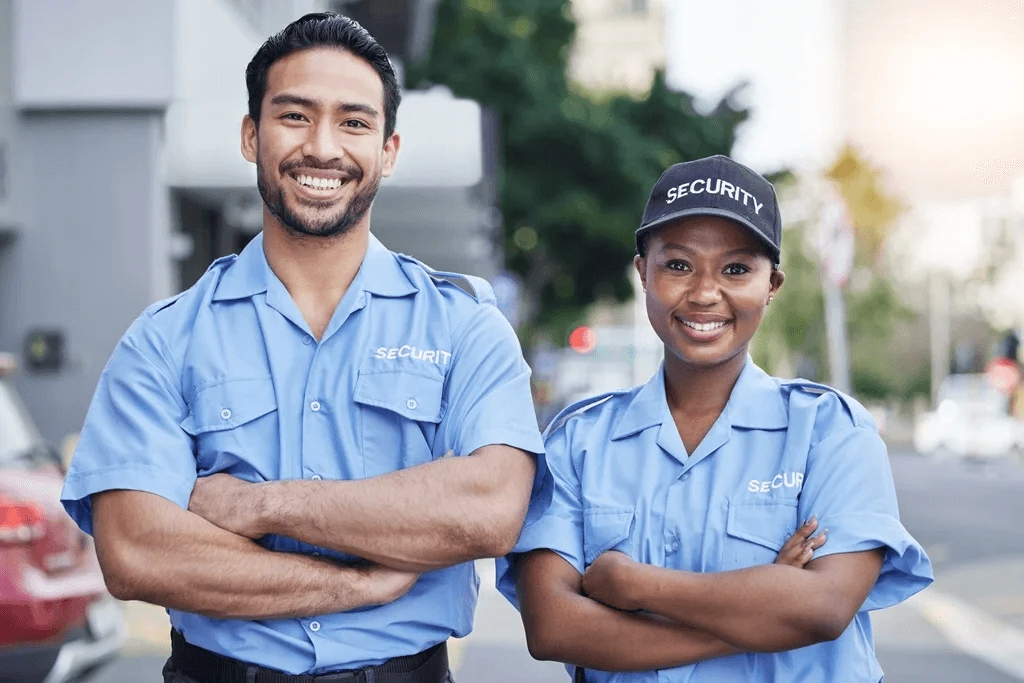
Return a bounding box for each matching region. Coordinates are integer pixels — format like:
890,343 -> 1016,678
205,253 -> 237,272
781,379 -> 874,429
395,253 -> 495,305
544,390 -> 626,438
143,291 -> 187,317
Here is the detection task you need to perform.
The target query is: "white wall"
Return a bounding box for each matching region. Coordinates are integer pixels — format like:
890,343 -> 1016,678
13,0 -> 174,109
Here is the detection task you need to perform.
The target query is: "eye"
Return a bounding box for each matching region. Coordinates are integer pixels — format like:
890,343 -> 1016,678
281,112 -> 308,122
343,119 -> 369,129
666,260 -> 691,272
724,264 -> 751,275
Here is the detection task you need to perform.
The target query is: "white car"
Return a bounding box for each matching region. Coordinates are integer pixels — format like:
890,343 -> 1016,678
914,373 -> 1022,459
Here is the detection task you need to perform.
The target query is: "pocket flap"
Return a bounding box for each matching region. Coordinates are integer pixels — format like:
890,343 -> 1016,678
181,378 -> 277,435
726,499 -> 798,552
583,506 -> 635,565
354,371 -> 445,423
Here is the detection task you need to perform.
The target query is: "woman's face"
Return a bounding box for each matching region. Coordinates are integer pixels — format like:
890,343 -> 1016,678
636,216 -> 784,370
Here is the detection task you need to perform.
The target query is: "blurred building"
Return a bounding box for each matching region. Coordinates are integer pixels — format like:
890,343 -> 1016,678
0,0 -> 499,444
669,0 -> 1024,398
569,0 -> 667,94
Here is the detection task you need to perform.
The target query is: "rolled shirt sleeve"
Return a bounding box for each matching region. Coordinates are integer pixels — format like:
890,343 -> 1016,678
60,318 -> 197,535
496,424 -> 585,609
798,426 -> 933,610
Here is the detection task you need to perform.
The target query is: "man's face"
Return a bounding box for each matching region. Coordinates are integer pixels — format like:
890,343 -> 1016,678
241,47 -> 400,238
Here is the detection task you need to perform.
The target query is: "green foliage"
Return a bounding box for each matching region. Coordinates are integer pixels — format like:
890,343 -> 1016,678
753,165 -> 927,404
410,0 -> 746,342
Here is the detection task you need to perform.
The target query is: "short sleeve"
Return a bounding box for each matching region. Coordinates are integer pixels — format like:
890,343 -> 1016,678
495,425 -> 586,609
60,318 -> 198,535
440,304 -> 551,532
441,305 -> 544,458
798,427 -> 933,610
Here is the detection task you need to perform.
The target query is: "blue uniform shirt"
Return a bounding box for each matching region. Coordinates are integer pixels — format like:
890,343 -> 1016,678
61,233 -> 548,674
498,357 -> 932,683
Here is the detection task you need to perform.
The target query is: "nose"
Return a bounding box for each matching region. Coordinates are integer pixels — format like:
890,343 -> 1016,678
302,119 -> 344,164
688,270 -> 722,306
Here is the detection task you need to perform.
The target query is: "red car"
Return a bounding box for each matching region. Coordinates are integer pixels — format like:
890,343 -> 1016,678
0,354 -> 124,682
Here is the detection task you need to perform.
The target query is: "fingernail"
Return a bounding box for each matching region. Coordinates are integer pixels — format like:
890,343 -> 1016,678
801,519 -> 807,526
810,515 -> 817,524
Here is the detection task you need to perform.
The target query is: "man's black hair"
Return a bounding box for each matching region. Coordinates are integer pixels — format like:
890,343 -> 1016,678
245,12 -> 401,140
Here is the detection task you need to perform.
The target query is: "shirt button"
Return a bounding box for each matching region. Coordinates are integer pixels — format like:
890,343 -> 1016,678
681,472 -> 690,482
671,540 -> 680,552
406,398 -> 418,410
220,408 -> 232,420
302,335 -> 314,345
309,621 -> 321,632
310,474 -> 322,481
310,401 -> 321,412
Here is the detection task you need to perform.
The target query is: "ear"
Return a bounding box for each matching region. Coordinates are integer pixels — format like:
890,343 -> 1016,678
381,131 -> 401,178
769,268 -> 785,298
241,115 -> 258,164
634,254 -> 647,292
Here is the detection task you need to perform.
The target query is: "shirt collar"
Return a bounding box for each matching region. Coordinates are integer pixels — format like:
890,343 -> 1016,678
212,232 -> 417,302
611,355 -> 788,440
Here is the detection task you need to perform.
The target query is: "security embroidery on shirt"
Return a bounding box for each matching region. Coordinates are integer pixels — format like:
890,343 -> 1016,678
373,345 -> 452,365
747,471 -> 804,493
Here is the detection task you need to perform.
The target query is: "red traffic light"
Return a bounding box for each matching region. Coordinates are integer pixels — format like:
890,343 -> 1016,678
568,326 -> 597,353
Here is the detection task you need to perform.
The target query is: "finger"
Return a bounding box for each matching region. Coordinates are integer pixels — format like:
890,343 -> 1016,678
807,531 -> 828,550
781,517 -> 818,551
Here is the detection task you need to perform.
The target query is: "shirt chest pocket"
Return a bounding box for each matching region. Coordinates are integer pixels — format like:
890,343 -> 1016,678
719,499 -> 798,571
353,371 -> 445,478
583,506 -> 636,567
180,378 -> 279,480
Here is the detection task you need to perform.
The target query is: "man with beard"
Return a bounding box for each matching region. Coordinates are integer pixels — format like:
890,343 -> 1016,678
60,13 -> 548,683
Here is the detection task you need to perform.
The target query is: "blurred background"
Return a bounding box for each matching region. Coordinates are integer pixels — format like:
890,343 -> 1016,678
1,0 -> 1023,681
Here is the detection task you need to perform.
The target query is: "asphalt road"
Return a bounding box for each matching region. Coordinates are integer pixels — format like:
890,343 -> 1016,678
82,451 -> 1024,683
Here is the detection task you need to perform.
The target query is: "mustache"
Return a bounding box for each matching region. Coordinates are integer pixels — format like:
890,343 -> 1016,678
280,156 -> 363,180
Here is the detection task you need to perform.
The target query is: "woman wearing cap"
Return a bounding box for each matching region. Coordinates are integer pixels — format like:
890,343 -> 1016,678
497,155 -> 932,682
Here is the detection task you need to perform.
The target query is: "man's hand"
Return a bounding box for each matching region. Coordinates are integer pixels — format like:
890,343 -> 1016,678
582,551 -> 642,611
189,473 -> 266,539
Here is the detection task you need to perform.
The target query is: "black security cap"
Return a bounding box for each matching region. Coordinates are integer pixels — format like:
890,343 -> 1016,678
637,155 -> 782,264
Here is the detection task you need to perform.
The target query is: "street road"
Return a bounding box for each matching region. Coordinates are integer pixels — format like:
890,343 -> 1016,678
83,451 -> 1024,682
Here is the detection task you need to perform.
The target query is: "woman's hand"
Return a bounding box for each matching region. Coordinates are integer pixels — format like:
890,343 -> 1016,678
775,517 -> 827,568
582,551 -> 643,611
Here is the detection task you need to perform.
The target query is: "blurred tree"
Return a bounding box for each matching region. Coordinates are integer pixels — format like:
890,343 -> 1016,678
753,150 -> 928,403
409,0 -> 746,342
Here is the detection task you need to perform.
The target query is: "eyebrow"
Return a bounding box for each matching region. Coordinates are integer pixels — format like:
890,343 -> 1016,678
660,242 -> 764,258
269,94 -> 379,119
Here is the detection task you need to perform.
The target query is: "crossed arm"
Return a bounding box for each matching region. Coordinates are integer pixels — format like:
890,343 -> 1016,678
93,444 -> 536,617
515,519 -> 883,671
187,444 -> 537,572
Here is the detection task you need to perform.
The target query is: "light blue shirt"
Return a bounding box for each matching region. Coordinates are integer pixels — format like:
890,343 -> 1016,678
61,233 -> 548,675
498,357 -> 932,683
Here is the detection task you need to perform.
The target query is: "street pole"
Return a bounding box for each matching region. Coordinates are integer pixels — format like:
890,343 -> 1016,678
823,281 -> 852,393
929,270 -> 951,406
820,190 -> 855,393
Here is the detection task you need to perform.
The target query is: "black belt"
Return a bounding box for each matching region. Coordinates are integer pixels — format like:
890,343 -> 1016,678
169,629 -> 449,683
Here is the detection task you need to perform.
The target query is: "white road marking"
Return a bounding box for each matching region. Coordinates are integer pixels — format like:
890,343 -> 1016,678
910,588 -> 1024,680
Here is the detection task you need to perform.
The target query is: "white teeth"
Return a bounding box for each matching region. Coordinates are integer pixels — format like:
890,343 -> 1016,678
296,175 -> 342,190
682,320 -> 727,332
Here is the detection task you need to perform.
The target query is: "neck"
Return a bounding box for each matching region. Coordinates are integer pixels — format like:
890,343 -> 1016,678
261,210 -> 370,308
663,348 -> 748,417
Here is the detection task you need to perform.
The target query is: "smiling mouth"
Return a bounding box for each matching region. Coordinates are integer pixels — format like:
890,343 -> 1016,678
680,320 -> 730,332
292,174 -> 347,191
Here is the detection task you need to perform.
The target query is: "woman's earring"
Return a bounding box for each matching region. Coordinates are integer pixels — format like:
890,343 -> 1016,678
767,296 -> 774,305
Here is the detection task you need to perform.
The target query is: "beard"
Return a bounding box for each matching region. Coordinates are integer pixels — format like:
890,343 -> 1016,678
256,153 -> 381,239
